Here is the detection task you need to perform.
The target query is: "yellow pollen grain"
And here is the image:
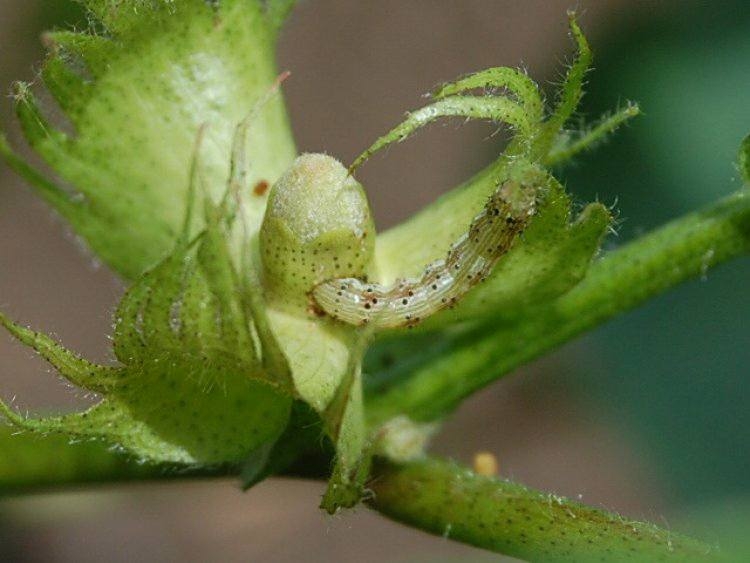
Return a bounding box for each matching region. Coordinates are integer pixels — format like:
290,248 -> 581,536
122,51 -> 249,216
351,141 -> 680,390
473,451 -> 499,476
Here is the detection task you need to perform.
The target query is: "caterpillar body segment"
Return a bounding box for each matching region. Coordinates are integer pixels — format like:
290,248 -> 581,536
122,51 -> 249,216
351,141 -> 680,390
312,177 -> 539,329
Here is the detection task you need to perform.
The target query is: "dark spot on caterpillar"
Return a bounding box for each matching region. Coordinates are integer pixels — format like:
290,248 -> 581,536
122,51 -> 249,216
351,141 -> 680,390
253,180 -> 269,196
364,303 -> 372,310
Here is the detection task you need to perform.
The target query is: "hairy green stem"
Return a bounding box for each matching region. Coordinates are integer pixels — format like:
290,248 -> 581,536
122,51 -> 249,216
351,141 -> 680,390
368,458 -> 720,562
0,429 -> 236,496
0,430 -> 162,494
0,430 -> 718,561
366,189 -> 750,424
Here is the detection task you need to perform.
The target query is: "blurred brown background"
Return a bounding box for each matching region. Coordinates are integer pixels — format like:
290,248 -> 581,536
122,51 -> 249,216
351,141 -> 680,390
2,1 -> 748,561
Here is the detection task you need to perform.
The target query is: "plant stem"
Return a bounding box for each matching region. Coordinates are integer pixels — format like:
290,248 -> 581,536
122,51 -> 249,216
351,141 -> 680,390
0,429 -> 214,495
366,190 -> 750,424
0,431 -> 719,561
368,458 -> 720,562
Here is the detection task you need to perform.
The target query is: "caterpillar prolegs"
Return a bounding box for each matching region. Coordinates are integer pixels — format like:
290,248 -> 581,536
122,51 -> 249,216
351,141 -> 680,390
311,172 -> 540,329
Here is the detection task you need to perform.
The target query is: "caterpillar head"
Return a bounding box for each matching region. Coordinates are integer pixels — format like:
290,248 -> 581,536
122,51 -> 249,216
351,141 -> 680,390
260,153 -> 376,312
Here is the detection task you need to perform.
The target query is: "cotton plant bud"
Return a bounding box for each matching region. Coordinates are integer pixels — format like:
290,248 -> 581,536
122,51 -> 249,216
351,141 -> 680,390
260,153 -> 376,313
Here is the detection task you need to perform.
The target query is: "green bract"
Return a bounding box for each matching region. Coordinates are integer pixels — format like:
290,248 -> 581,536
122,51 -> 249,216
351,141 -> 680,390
1,3 -> 640,512
0,0 -> 296,280
0,204 -> 294,465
